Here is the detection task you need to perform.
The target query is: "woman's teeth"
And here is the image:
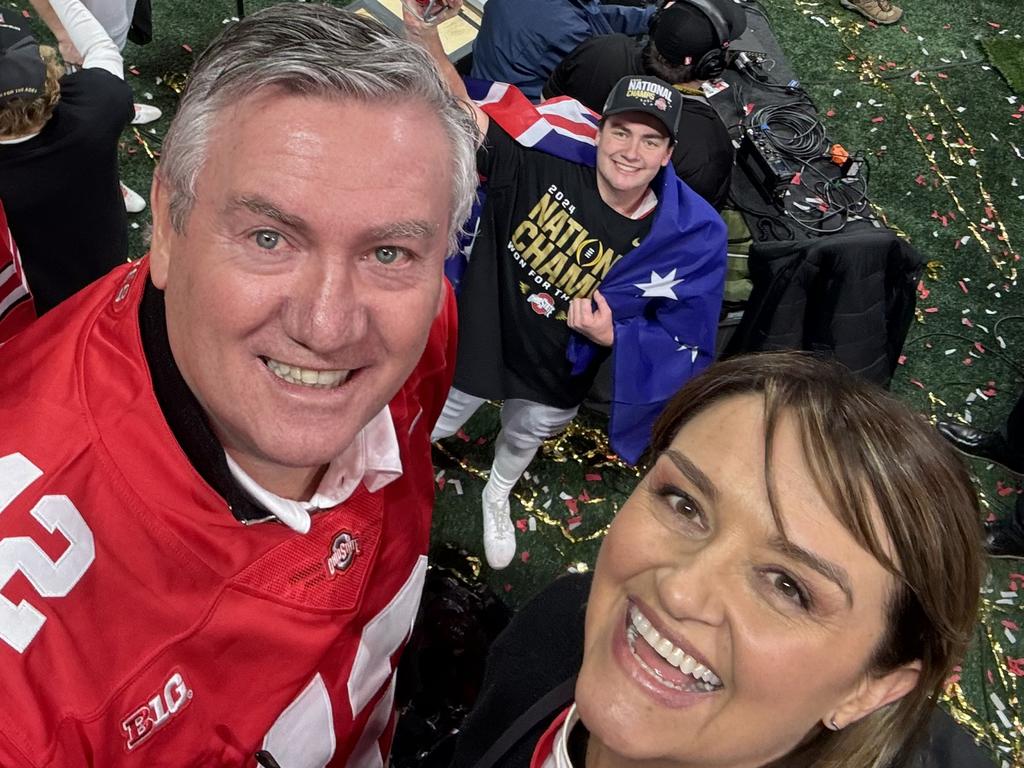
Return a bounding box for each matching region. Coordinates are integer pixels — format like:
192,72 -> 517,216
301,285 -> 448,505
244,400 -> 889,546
265,358 -> 350,389
628,604 -> 723,691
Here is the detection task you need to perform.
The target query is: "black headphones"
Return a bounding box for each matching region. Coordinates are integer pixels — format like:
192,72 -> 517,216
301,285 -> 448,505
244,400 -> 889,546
649,0 -> 732,81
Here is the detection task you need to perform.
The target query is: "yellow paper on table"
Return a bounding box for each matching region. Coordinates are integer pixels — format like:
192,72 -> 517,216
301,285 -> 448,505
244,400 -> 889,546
374,0 -> 481,55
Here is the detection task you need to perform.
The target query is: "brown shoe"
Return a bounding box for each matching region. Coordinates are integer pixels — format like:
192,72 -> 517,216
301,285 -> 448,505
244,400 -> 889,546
840,0 -> 903,24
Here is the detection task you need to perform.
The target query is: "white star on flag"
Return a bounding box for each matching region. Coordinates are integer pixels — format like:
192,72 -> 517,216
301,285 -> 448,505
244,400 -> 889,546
675,338 -> 700,364
635,269 -> 684,300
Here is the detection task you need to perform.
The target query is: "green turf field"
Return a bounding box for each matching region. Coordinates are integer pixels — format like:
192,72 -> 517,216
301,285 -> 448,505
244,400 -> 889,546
12,0 -> 1024,760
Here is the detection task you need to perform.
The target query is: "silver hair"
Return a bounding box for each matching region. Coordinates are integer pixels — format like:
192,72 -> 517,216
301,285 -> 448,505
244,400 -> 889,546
158,2 -> 479,253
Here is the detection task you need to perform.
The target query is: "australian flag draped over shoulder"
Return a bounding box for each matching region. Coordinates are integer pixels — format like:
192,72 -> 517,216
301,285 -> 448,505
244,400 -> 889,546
461,79 -> 727,465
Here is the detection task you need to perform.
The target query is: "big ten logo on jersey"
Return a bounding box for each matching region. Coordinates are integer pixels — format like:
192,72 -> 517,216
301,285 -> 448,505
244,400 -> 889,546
121,671 -> 193,751
507,185 -> 625,303
0,453 -> 95,653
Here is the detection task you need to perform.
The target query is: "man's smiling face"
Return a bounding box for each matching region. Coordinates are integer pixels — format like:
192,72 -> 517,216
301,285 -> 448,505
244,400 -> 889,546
148,89 -> 454,495
594,111 -> 674,201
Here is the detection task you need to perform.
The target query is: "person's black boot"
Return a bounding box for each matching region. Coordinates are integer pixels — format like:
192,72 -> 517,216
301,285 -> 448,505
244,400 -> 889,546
936,421 -> 1024,474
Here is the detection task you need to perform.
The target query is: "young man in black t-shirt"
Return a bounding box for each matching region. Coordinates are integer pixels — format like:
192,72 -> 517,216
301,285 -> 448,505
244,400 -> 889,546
409,4 -> 684,570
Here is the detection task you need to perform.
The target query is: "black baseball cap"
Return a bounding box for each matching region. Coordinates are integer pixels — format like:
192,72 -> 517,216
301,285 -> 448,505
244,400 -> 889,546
652,0 -> 747,66
0,20 -> 46,107
601,75 -> 682,143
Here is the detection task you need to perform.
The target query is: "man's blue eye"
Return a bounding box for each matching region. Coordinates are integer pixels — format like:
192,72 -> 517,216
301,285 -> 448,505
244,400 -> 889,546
254,231 -> 280,250
375,246 -> 404,265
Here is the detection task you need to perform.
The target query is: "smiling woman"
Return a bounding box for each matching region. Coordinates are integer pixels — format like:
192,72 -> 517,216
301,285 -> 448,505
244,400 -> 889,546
450,352 -> 988,768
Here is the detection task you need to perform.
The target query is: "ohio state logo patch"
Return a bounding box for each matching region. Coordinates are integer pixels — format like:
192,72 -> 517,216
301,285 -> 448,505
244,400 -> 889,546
326,531 -> 360,577
121,670 -> 193,752
527,292 -> 555,317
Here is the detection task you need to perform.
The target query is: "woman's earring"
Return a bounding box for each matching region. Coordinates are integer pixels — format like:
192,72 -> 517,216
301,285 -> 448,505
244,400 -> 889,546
827,717 -> 842,731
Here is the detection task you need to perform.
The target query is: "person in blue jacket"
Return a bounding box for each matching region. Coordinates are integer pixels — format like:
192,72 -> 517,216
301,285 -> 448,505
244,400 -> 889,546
470,0 -> 655,101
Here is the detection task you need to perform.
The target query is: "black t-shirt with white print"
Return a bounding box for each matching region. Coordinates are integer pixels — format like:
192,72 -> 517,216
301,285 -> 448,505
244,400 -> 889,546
453,120 -> 654,408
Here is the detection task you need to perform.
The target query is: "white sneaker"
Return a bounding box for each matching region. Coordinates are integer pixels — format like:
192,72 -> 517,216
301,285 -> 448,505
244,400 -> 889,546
481,488 -> 516,569
131,103 -> 162,125
121,182 -> 146,213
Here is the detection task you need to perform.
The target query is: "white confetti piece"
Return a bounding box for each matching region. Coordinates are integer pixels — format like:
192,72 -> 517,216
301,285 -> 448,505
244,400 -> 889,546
997,709 -> 1013,730
450,479 -> 463,496
991,692 -> 1006,711
528,516 -> 537,531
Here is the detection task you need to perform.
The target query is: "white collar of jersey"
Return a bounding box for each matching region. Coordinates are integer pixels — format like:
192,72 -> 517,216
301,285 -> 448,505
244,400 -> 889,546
540,703 -> 581,768
223,405 -> 403,533
631,187 -> 658,220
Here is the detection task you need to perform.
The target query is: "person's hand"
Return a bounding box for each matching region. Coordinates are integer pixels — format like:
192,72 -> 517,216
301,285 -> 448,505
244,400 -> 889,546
402,0 -> 462,37
58,36 -> 83,66
567,290 -> 614,347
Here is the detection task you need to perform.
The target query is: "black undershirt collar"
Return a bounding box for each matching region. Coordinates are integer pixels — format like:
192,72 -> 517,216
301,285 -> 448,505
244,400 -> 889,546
138,278 -> 274,524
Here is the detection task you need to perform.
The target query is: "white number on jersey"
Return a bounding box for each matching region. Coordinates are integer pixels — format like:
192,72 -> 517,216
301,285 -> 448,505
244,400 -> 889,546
0,453 -> 96,653
261,555 -> 428,768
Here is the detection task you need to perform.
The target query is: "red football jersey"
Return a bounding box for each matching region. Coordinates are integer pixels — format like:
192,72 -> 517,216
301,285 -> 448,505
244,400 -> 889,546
0,261 -> 457,767
0,200 -> 36,344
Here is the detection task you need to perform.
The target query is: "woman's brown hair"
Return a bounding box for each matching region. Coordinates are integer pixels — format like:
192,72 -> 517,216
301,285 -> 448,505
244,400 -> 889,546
0,45 -> 63,140
649,352 -> 984,768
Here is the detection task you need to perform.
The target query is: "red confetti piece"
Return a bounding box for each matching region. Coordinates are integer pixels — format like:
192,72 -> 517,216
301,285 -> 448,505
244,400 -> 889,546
515,518 -> 528,532
826,108 -> 836,118
988,21 -> 1001,28
1007,657 -> 1024,677
996,481 -> 1017,497
899,24 -> 908,33
128,66 -> 140,76
914,174 -> 926,186
565,498 -> 578,515
987,670 -> 994,684
898,354 -> 907,365
1003,620 -> 1020,631
937,72 -> 948,80
909,379 -> 925,389
925,133 -> 934,141
871,116 -> 885,123
1011,573 -> 1024,581
520,551 -> 530,563
962,358 -> 973,366
579,489 -> 590,502
456,429 -> 471,442
958,280 -> 968,294
182,43 -> 194,53
924,306 -> 939,313
504,583 -> 512,592
585,473 -> 602,482
962,317 -> 973,327
21,9 -> 30,17
974,342 -> 986,354
567,515 -> 582,528
790,172 -> 802,185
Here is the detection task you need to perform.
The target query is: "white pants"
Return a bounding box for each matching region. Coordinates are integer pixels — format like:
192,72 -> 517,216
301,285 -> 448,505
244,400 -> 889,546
431,388 -> 578,497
